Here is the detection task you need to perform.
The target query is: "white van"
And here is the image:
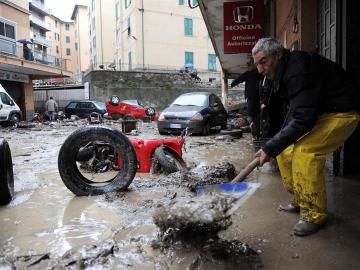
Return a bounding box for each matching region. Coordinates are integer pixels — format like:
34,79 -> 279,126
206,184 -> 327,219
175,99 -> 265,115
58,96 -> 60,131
0,83 -> 22,123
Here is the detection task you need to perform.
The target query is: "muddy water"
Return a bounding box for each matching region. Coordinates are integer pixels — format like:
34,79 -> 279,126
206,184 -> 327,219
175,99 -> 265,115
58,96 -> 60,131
0,121 -> 258,269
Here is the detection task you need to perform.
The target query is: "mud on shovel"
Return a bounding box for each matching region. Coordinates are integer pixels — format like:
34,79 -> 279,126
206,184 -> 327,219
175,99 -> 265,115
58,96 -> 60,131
196,157 -> 261,195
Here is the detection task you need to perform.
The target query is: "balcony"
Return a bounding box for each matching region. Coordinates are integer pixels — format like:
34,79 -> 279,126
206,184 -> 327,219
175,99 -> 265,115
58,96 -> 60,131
29,0 -> 50,15
32,34 -> 52,48
33,50 -> 53,64
30,15 -> 51,31
0,37 -> 17,56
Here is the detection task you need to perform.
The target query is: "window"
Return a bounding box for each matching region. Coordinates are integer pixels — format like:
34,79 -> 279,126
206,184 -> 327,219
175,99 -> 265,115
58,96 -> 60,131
184,18 -> 193,36
55,20 -> 57,27
192,0 -> 198,6
66,48 -> 71,55
0,19 -> 15,39
56,45 -> 59,54
116,29 -> 120,48
179,0 -> 184,5
66,36 -> 70,43
92,0 -> 95,10
208,54 -> 216,71
65,24 -> 70,31
127,17 -> 131,35
0,92 -> 12,105
128,51 -> 132,70
185,51 -> 194,66
92,17 -> 95,30
75,42 -> 78,50
93,37 -> 96,48
93,55 -> 97,67
125,0 -> 131,8
115,2 -> 119,20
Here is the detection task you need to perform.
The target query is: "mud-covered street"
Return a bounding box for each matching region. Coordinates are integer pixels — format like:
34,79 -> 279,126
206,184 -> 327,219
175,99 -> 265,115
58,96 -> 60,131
0,120 -> 260,269
1,120 -> 360,270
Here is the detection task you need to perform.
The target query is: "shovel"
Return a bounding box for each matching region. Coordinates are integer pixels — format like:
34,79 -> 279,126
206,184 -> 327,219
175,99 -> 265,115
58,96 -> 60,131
196,157 -> 260,195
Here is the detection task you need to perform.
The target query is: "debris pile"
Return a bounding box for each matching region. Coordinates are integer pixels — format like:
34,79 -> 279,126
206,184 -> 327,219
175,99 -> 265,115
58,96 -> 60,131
152,193 -> 261,268
180,162 -> 237,192
153,193 -> 235,238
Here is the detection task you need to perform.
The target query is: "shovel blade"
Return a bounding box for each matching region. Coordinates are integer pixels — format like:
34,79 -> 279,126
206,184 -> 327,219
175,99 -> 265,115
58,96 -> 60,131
196,182 -> 249,196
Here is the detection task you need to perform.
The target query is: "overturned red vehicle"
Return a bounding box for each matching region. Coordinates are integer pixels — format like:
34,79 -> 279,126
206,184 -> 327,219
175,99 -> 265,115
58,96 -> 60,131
105,96 -> 159,121
58,126 -> 186,196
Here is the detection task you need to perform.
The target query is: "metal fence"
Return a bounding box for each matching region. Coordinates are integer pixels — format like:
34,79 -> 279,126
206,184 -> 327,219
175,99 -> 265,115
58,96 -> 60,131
0,38 -> 67,69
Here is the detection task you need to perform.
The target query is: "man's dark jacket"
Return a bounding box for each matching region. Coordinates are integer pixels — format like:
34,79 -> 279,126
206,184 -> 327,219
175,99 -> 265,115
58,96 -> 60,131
263,49 -> 360,157
231,69 -> 262,121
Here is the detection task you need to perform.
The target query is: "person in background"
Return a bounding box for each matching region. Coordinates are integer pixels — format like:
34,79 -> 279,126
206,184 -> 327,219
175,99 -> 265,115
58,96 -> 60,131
45,97 -> 58,121
23,44 -> 33,61
231,68 -> 262,137
252,37 -> 360,236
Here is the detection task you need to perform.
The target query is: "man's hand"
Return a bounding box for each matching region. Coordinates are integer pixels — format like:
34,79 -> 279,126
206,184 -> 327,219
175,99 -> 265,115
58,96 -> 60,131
254,149 -> 270,166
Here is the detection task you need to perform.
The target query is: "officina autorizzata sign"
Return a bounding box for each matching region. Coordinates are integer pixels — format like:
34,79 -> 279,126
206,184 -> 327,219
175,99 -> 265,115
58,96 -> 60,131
223,0 -> 264,53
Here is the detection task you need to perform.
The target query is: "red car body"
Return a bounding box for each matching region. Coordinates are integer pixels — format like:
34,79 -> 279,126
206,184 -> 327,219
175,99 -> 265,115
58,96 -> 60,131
129,136 -> 185,173
105,99 -> 159,121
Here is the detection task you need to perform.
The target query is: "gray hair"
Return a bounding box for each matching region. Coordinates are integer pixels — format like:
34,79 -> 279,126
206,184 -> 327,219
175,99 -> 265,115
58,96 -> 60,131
252,38 -> 283,57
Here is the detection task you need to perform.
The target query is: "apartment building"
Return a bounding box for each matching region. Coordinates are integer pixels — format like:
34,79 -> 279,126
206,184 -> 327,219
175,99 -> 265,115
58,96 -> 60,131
29,0 -> 52,64
88,0 -> 116,70
0,0 -> 71,120
113,0 -> 219,74
46,15 -> 77,75
71,4 -> 90,75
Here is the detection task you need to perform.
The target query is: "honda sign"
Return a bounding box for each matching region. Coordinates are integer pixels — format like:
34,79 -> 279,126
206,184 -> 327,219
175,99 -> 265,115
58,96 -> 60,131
224,0 -> 264,53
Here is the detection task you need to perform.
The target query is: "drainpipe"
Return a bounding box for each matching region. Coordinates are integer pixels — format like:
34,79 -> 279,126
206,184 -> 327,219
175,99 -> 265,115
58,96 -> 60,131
100,0 -> 104,66
221,69 -> 228,109
140,0 -> 145,69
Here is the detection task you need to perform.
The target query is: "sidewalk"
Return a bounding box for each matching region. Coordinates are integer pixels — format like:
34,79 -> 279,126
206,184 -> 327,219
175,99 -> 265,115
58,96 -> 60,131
223,170 -> 360,269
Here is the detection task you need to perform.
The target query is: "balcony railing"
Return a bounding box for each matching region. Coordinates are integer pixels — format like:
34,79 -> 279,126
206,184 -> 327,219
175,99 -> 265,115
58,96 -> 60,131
30,0 -> 50,15
0,41 -> 68,70
0,37 -> 17,56
30,15 -> 51,31
32,34 -> 52,48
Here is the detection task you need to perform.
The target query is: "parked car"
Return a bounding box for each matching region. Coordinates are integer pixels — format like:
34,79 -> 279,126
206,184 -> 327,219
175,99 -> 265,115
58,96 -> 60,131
105,95 -> 159,121
0,83 -> 22,124
64,100 -> 107,119
157,92 -> 228,135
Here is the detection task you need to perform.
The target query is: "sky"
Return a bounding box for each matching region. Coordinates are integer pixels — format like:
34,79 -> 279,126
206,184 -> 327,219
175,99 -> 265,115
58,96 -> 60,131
46,0 -> 88,21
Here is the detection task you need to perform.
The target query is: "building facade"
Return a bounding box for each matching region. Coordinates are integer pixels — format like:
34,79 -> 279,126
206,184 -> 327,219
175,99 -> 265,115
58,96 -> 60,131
46,15 -> 77,75
71,4 -> 91,76
0,0 -> 71,120
113,0 -> 219,75
88,0 -> 116,70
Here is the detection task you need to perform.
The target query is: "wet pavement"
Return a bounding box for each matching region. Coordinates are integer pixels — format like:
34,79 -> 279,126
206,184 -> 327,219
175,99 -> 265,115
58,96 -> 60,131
1,120 -> 360,269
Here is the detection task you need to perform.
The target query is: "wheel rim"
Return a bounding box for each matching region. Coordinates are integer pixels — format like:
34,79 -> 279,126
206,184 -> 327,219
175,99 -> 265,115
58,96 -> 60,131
11,114 -> 19,123
75,141 -> 123,185
111,96 -> 120,104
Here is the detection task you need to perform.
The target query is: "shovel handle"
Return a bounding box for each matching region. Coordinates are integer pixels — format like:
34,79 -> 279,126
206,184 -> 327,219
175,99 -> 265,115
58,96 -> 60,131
231,157 -> 260,183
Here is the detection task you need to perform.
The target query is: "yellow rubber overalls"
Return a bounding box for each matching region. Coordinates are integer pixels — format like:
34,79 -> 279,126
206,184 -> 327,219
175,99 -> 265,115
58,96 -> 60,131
276,112 -> 360,224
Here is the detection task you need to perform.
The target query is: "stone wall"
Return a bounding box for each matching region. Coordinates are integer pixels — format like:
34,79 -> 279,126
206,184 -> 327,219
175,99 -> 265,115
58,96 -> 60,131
84,70 -> 244,111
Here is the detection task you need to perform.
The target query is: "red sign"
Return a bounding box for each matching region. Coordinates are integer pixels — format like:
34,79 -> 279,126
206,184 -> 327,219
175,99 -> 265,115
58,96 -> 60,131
223,0 -> 264,54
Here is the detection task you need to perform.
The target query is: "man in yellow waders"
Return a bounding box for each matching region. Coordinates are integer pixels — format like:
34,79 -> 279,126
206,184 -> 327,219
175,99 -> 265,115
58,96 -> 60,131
252,38 -> 360,236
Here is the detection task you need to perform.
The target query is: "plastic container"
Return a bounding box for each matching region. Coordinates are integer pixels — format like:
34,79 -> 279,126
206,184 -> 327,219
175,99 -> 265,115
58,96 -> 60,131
122,120 -> 137,133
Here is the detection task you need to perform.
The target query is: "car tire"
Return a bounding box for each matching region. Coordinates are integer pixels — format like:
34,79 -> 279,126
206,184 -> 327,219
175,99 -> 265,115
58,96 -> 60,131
58,126 -> 137,196
219,129 -> 243,137
153,147 -> 187,174
202,121 -> 211,136
145,107 -> 155,117
110,95 -> 120,106
9,113 -> 20,123
0,138 -> 14,205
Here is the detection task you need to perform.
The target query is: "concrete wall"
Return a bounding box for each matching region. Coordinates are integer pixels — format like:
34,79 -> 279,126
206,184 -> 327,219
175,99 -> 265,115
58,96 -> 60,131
84,70 -> 243,111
